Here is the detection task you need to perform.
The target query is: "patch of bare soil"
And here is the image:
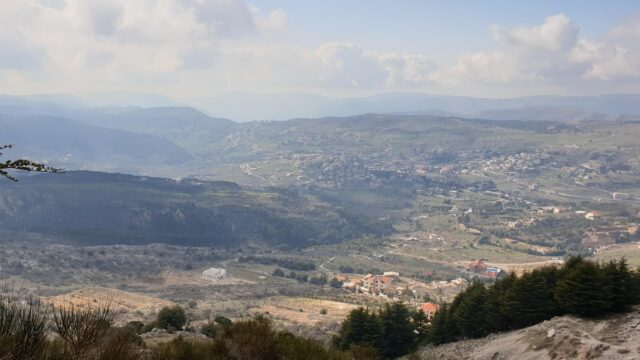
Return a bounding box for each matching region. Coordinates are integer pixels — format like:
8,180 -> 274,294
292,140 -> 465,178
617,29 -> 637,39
250,297 -> 359,327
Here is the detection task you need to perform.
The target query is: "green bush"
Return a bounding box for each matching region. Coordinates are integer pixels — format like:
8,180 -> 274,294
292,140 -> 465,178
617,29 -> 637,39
156,306 -> 187,331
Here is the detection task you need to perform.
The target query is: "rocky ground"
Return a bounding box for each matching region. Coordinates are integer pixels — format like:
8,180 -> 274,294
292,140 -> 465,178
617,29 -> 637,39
419,307 -> 640,360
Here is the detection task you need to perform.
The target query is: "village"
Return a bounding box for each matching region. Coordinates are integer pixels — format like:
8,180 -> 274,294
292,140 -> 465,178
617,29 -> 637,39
196,258 -> 512,325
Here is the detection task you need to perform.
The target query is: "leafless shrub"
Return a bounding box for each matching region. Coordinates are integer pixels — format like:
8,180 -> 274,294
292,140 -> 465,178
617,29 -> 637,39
0,286 -> 49,360
51,301 -> 115,359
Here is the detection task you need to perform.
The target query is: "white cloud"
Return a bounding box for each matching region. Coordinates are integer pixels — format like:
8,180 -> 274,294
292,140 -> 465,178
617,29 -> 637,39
573,16 -> 640,81
0,4 -> 639,96
0,0 -> 286,93
431,13 -> 640,91
379,54 -> 436,86
491,14 -> 578,52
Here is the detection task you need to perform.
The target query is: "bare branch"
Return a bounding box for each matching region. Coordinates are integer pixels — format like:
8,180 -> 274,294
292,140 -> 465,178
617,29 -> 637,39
0,145 -> 61,181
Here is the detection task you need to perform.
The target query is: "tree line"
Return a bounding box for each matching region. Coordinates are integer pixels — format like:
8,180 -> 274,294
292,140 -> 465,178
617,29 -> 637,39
430,256 -> 640,345
272,268 -> 343,287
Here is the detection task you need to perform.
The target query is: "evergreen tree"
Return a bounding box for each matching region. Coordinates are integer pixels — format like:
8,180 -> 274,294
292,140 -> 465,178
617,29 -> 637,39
452,281 -> 489,339
559,255 -> 585,276
484,272 -> 516,332
335,308 -> 380,351
503,270 -> 556,328
444,292 -> 462,341
554,261 -> 610,317
428,304 -> 449,345
602,259 -> 634,312
377,302 -> 416,359
411,309 -> 429,345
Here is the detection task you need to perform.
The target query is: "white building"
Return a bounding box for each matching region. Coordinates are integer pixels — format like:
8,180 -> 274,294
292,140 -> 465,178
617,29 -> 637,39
202,268 -> 227,281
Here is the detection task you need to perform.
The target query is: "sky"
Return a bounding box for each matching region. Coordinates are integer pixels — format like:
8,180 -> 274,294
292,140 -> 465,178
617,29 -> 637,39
1,0 -> 640,98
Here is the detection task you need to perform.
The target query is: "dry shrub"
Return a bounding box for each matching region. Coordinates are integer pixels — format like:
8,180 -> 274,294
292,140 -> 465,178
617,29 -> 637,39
348,344 -> 378,360
96,327 -> 145,360
51,301 -> 115,359
0,289 -> 49,360
150,336 -> 228,360
221,316 -> 282,360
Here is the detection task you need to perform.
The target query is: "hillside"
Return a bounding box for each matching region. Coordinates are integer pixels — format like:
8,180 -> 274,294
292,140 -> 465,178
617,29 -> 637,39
0,114 -> 194,169
70,107 -> 237,155
0,171 -> 389,247
183,92 -> 640,122
420,307 -> 640,360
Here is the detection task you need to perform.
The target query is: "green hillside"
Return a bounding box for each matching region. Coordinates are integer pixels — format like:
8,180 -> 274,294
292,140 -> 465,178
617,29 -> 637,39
0,171 -> 390,247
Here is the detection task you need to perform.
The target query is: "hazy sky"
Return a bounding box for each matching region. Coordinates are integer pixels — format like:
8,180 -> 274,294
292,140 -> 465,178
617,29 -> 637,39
2,0 -> 640,98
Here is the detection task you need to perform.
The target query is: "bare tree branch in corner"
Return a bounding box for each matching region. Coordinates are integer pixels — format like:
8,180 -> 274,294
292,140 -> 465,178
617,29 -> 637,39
0,145 -> 60,181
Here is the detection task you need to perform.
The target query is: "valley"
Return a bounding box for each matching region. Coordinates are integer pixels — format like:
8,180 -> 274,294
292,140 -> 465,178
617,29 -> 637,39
2,98 -> 640,357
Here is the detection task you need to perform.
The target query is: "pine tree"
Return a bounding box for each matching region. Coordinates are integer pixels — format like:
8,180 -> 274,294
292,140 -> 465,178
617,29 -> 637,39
602,259 -> 634,312
335,308 -> 380,350
411,309 -> 429,345
377,302 -> 416,359
554,261 -> 610,317
503,270 -> 556,328
452,281 -> 489,339
484,272 -> 516,332
428,304 -> 449,345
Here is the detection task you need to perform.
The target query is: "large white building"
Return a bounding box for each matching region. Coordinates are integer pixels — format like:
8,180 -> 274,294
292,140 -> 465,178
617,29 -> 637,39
202,268 -> 227,281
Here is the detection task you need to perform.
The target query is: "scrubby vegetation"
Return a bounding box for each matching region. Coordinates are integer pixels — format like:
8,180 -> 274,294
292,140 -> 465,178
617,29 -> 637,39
239,256 -> 316,271
0,292 -> 376,360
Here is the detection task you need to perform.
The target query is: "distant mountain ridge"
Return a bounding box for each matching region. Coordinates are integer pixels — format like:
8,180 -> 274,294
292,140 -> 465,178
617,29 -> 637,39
3,91 -> 639,123
0,114 -> 194,169
182,92 -> 640,122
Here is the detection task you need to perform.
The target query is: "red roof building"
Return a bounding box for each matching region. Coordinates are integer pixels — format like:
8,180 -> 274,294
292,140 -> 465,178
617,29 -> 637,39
466,259 -> 488,273
420,302 -> 439,320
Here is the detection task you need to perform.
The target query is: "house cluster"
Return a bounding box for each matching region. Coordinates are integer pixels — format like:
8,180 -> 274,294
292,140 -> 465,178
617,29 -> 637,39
342,271 -> 401,295
465,259 -> 503,278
